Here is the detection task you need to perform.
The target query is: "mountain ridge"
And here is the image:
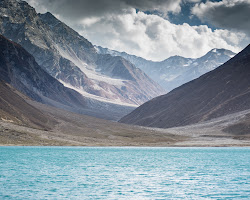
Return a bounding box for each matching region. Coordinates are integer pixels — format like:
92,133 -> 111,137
95,45 -> 236,91
120,44 -> 250,128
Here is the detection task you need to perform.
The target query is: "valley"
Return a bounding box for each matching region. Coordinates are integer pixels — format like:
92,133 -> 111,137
0,83 -> 249,146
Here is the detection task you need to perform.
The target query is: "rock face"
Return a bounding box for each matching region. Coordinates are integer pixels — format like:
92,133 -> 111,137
0,34 -> 135,120
0,0 -> 164,106
96,46 -> 236,91
120,44 -> 250,128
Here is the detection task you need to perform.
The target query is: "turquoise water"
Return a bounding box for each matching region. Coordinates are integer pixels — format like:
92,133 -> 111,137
0,147 -> 250,199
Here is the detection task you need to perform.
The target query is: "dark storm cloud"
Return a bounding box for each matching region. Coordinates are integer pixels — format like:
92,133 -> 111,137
192,0 -> 250,36
26,0 -> 182,22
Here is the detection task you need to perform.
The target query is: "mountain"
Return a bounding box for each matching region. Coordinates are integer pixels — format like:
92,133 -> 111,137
0,34 -> 135,120
0,0 -> 164,107
0,80 -> 56,130
120,44 -> 250,128
96,46 -> 236,91
0,39 -> 249,146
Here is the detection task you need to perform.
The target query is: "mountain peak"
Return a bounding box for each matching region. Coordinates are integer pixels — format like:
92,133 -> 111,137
168,55 -> 185,59
200,48 -> 236,62
41,12 -> 56,19
38,12 -> 61,27
208,48 -> 235,55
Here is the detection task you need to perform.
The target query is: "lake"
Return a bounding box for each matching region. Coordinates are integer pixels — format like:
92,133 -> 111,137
0,147 -> 250,199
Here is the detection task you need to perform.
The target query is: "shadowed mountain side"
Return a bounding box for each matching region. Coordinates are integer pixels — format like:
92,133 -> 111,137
120,44 -> 250,128
0,80 -> 56,130
0,34 -> 87,107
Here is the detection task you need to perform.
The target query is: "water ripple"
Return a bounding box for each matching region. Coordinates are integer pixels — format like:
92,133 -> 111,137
0,147 -> 250,199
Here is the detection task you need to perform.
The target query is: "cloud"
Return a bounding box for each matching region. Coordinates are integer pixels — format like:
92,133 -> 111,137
25,0 -> 184,21
77,8 -> 247,61
24,0 -> 248,61
192,0 -> 250,36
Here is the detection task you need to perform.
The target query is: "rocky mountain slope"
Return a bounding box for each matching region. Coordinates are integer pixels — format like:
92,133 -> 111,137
0,80 -> 181,146
0,80 -> 56,130
0,0 -> 164,106
0,34 -> 134,120
1,92 -> 250,146
96,46 -> 236,91
120,44 -> 250,128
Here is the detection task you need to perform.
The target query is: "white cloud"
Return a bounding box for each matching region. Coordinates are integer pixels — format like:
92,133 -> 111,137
77,8 -> 247,61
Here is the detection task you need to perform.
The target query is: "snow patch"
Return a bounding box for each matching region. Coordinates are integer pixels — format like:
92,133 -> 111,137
59,80 -> 137,107
161,74 -> 180,82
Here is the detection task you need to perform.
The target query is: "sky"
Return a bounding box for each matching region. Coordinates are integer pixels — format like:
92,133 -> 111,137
25,0 -> 250,61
